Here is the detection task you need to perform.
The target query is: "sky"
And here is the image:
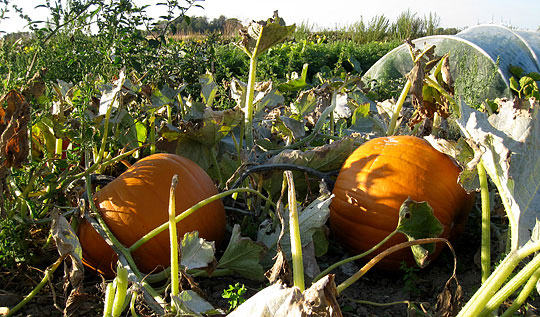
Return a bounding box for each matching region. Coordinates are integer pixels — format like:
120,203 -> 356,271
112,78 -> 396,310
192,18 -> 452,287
1,0 -> 539,34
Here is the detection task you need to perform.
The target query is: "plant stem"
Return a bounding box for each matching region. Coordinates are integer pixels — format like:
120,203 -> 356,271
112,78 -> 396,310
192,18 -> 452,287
337,238 -> 450,294
313,230 -> 398,283
386,79 -> 411,136
168,175 -> 180,302
285,171 -> 304,292
7,255 -> 65,317
477,161 -> 491,282
480,252 -> 540,316
149,112 -> 156,155
244,54 -> 258,149
128,188 -> 274,252
103,281 -> 116,317
500,267 -> 540,317
112,264 -> 128,317
455,241 -> 540,317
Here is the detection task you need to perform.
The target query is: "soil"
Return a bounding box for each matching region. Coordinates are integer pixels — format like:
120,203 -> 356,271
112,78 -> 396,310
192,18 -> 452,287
2,207 -> 540,316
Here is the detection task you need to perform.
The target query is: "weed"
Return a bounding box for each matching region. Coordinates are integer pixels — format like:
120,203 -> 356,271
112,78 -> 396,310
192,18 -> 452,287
400,262 -> 421,297
222,282 -> 247,312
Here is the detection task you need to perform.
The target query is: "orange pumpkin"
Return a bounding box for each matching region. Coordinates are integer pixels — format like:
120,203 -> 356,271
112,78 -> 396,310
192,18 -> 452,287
330,135 -> 473,270
78,153 -> 226,277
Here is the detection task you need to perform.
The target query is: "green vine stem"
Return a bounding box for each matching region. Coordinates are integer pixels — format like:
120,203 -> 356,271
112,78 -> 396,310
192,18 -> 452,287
103,280 -> 115,317
130,290 -> 139,317
336,238 -> 453,295
457,241 -> 540,316
479,251 -> 540,316
6,255 -> 65,317
112,264 -> 129,317
313,230 -> 398,283
168,175 -> 180,304
285,171 -> 305,292
244,50 -> 259,149
477,161 -> 491,282
500,267 -> 540,317
128,188 -> 275,252
96,73 -> 124,166
386,79 -> 411,136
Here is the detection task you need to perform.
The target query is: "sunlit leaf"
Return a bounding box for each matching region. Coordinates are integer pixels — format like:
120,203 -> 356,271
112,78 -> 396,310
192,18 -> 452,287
396,198 -> 444,267
456,98 -> 540,248
180,231 -> 216,270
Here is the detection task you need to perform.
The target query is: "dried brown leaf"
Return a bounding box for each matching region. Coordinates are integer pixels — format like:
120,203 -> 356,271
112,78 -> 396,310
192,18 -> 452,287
0,90 -> 30,168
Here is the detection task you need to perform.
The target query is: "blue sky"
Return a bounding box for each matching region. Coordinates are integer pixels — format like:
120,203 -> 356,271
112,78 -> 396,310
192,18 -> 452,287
1,0 -> 539,33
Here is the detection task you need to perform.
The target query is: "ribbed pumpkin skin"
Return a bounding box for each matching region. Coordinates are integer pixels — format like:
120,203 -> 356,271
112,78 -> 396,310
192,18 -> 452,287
77,153 -> 225,277
330,136 -> 473,270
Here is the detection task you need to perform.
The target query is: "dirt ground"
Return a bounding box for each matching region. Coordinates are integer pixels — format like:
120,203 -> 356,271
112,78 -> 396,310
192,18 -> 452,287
2,206 -> 540,316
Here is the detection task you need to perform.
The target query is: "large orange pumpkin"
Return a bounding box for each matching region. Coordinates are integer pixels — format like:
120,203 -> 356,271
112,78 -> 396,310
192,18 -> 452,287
78,153 -> 226,277
330,135 -> 474,270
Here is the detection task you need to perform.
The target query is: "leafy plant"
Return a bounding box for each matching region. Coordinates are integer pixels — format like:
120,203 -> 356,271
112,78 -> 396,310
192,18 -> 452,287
509,65 -> 540,99
222,283 -> 248,312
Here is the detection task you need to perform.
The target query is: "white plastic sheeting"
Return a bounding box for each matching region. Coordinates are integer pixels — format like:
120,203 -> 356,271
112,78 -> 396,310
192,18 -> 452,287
363,25 -> 540,104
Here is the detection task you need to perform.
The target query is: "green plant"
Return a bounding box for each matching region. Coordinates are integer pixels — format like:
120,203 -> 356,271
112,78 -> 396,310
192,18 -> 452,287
235,14 -> 295,148
222,283 -> 247,312
509,65 -> 540,99
0,219 -> 30,268
400,261 -> 420,296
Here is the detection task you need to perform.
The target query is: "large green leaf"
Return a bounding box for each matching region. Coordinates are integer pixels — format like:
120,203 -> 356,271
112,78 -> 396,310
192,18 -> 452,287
216,224 -> 266,281
457,98 -> 540,248
396,198 -> 444,267
238,17 -> 296,58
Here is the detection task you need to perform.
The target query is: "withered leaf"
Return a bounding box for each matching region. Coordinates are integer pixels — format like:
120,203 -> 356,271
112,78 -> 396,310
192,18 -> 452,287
0,90 -> 30,168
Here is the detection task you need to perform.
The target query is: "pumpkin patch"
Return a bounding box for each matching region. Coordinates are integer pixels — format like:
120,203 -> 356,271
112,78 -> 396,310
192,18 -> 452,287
77,153 -> 226,277
330,135 -> 474,270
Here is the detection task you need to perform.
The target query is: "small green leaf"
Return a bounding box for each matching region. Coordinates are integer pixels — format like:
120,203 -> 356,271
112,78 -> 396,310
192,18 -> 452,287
526,72 -> 540,81
508,65 -> 524,78
396,198 -> 444,267
509,76 -> 520,92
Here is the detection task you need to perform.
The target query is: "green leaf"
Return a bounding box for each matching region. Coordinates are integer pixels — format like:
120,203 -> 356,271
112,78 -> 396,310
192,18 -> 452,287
278,63 -> 309,92
526,72 -> 540,81
159,107 -> 243,148
257,192 -> 332,266
199,73 -> 217,107
171,290 -> 217,316
509,76 -> 520,93
508,65 -> 524,78
519,76 -> 535,90
217,224 -> 266,281
396,198 -> 444,268
457,99 -> 540,248
290,90 -> 317,119
238,17 -> 296,58
180,231 -> 216,270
